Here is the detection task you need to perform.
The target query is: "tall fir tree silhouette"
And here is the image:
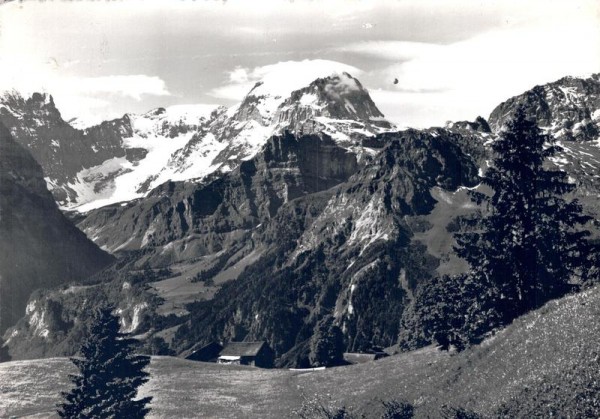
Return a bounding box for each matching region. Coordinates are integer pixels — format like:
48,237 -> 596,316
456,106 -> 595,322
58,307 -> 152,418
309,315 -> 344,367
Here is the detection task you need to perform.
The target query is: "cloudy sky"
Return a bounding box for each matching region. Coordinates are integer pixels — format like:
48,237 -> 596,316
0,0 -> 598,127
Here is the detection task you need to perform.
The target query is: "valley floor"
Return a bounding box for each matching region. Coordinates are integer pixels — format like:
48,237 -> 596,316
2,284 -> 600,418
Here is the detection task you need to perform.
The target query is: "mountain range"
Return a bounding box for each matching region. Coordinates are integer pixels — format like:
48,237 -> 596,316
0,72 -> 391,213
1,71 -> 600,366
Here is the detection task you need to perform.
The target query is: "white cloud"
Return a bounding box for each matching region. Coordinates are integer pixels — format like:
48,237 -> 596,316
210,59 -> 363,101
353,16 -> 600,128
70,75 -> 170,100
228,67 -> 250,83
210,82 -> 256,102
1,0 -> 597,128
54,95 -> 118,127
0,55 -> 172,121
370,89 -> 468,129
339,41 -> 444,62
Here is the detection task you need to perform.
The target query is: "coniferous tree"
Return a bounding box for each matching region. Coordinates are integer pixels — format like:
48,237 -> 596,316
399,273 -> 504,351
0,336 -> 10,362
309,316 -> 345,367
456,106 -> 595,323
57,307 -> 152,418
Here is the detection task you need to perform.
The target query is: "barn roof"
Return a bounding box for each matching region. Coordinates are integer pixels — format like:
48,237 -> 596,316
220,341 -> 267,357
180,341 -> 223,359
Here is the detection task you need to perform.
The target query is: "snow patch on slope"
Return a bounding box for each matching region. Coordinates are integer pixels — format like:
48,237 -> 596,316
165,132 -> 229,181
65,105 -> 224,212
70,131 -> 194,212
115,303 -> 149,334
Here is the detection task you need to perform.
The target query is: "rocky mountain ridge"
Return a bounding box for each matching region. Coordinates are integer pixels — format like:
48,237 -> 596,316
0,72 -> 393,212
489,74 -> 600,141
0,92 -> 128,205
488,73 -> 600,201
78,131 -> 361,259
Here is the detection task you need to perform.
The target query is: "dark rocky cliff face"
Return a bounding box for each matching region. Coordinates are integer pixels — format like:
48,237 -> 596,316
488,74 -> 600,141
488,74 -> 600,202
172,129 -> 480,365
0,123 -> 114,333
0,92 -> 129,204
77,131 -> 360,262
4,127 -> 480,364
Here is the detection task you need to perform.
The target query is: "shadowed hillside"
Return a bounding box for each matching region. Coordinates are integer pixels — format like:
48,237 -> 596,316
0,123 -> 114,333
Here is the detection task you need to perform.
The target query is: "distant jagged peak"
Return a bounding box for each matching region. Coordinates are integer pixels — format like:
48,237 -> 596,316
122,103 -> 219,137
133,103 -> 219,123
230,60 -> 371,125
551,72 -> 600,88
285,72 -> 375,110
246,71 -> 362,100
70,103 -> 220,133
28,91 -> 55,107
0,90 -> 61,120
1,90 -> 54,106
67,103 -> 221,137
277,72 -> 388,126
488,73 -> 600,141
230,69 -> 393,140
242,59 -> 361,100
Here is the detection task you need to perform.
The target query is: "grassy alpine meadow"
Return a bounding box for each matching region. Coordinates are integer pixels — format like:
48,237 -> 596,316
2,283 -> 600,418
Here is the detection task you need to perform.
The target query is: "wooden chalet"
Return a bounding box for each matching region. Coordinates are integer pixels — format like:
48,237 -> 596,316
217,341 -> 274,368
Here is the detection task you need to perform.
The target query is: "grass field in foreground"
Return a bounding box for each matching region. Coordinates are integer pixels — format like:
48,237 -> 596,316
2,284 -> 600,418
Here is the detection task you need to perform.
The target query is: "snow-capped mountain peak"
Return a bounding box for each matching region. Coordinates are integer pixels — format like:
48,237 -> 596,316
170,71 -> 394,178
273,72 -> 391,140
232,71 -> 384,127
1,71 -> 394,212
240,59 -> 361,100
